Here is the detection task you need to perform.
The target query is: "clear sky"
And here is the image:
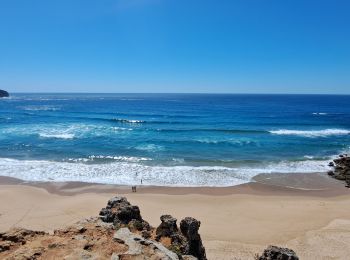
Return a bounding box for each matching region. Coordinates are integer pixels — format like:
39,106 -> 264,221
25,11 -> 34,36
0,0 -> 349,94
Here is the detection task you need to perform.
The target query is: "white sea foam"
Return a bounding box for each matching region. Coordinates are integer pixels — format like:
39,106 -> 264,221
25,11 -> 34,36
66,155 -> 152,163
127,120 -> 143,123
135,144 -> 164,152
269,129 -> 350,137
39,133 -> 75,139
1,123 -> 132,140
19,105 -> 61,111
195,138 -> 256,145
0,157 -> 332,187
312,112 -> 327,115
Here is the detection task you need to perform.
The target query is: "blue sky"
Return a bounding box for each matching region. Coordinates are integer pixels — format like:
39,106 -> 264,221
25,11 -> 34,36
0,0 -> 349,93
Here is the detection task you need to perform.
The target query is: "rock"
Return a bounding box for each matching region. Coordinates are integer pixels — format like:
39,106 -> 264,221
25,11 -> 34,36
0,241 -> 11,252
328,155 -> 350,187
257,245 -> 299,260
0,228 -> 46,244
1,196 -> 206,260
183,255 -> 198,260
113,227 -> 179,259
0,90 -> 9,98
99,196 -> 150,231
156,215 -> 179,238
180,217 -> 206,260
327,170 -> 335,176
141,230 -> 152,239
154,215 -> 206,259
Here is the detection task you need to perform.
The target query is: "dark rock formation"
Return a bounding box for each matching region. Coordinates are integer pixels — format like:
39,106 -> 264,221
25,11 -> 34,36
180,217 -> 206,260
328,154 -> 350,187
0,90 -> 9,98
99,196 -> 150,231
156,215 -> 179,238
155,214 -> 206,260
257,245 -> 299,260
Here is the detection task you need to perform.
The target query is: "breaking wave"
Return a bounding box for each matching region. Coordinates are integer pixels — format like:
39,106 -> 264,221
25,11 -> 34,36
0,157 -> 332,187
269,129 -> 350,137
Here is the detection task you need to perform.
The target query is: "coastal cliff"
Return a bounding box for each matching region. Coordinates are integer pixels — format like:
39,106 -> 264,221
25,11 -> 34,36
0,90 -> 9,97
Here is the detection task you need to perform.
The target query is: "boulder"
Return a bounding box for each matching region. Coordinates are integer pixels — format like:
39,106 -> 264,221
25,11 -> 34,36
257,245 -> 299,260
0,90 -> 9,98
155,215 -> 206,259
180,217 -> 206,260
99,196 -> 150,231
328,155 -> 350,187
156,215 -> 179,238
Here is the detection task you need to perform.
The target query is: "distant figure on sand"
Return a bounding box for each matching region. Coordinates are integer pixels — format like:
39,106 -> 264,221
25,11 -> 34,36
131,186 -> 137,192
141,179 -> 143,185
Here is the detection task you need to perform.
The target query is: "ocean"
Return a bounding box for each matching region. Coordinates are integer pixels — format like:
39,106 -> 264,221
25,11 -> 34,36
0,93 -> 350,186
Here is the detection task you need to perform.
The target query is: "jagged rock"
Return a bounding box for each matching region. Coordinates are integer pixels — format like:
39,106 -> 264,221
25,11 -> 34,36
99,196 -> 150,231
114,227 -> 179,259
154,215 -> 205,259
0,228 -> 45,244
141,230 -> 152,239
1,196 -> 205,260
180,217 -> 206,260
0,90 -> 9,98
328,155 -> 350,187
257,245 -> 299,260
156,215 -> 179,238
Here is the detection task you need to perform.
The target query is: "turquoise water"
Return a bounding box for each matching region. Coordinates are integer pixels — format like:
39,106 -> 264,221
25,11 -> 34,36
1,93 -> 350,186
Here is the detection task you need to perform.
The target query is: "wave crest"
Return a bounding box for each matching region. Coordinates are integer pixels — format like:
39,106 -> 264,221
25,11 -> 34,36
0,157 -> 331,187
269,129 -> 350,137
39,133 -> 75,139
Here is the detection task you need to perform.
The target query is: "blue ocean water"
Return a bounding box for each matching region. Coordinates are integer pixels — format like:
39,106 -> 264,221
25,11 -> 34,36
1,93 -> 350,186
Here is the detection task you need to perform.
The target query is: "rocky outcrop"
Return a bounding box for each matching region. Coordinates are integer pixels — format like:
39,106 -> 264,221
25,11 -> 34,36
180,218 -> 206,260
114,227 -> 179,259
0,218 -> 126,259
0,90 -> 9,97
99,197 -> 206,259
156,215 -> 179,238
99,196 -> 150,232
328,154 -> 350,187
0,196 -> 206,259
154,214 -> 206,260
256,245 -> 299,260
0,195 -> 302,259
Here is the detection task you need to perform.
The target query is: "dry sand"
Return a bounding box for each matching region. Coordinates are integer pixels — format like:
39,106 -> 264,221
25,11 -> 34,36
1,173 -> 350,259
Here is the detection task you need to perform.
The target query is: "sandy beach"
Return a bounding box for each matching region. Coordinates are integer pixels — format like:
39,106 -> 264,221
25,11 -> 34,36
1,173 -> 350,259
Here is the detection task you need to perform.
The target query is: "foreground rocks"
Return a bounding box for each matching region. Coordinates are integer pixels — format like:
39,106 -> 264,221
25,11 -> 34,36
0,196 -> 206,259
0,89 -> 9,98
155,215 -> 206,260
256,245 -> 299,260
0,195 -> 300,259
328,154 -> 350,187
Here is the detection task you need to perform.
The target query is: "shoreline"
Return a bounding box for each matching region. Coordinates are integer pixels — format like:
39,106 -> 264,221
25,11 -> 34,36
1,172 -> 350,259
0,171 -> 347,197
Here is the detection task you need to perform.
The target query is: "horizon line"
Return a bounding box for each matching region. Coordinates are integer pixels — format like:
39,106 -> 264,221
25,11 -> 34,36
5,92 -> 350,96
